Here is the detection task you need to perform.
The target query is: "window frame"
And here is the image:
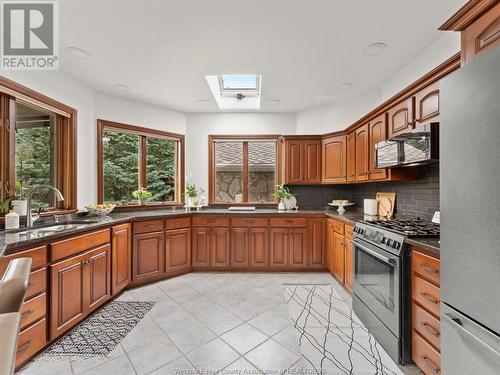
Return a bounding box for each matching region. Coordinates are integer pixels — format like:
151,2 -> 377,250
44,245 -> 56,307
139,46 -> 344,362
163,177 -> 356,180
97,119 -> 185,207
208,134 -> 282,205
0,75 -> 77,215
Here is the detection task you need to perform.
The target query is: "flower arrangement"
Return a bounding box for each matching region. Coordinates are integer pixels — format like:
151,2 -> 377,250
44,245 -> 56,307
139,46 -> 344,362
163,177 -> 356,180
273,184 -> 292,200
185,184 -> 199,198
132,187 -> 152,205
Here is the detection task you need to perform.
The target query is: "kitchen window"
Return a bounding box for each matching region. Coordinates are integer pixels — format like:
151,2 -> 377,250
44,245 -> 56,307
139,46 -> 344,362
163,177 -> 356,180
208,135 -> 281,204
97,120 -> 184,206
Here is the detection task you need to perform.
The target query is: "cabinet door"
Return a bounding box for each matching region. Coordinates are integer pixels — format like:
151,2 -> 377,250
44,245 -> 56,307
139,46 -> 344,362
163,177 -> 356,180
304,140 -> 322,183
132,231 -> 165,282
344,238 -> 353,292
369,114 -> 388,181
249,228 -> 269,268
289,228 -> 307,268
388,97 -> 414,137
286,140 -> 303,184
308,218 -> 326,269
414,82 -> 439,126
333,233 -> 345,283
50,253 -> 87,339
322,135 -> 346,183
270,228 -> 288,267
326,220 -> 335,273
86,244 -> 111,313
192,227 -> 210,267
231,228 -> 249,267
211,228 -> 230,268
346,131 -> 356,182
165,228 -> 191,273
355,124 -> 369,182
111,224 -> 131,296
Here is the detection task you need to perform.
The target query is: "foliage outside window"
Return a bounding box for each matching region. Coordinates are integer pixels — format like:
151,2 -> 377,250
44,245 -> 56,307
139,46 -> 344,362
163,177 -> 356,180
210,136 -> 278,204
98,120 -> 183,206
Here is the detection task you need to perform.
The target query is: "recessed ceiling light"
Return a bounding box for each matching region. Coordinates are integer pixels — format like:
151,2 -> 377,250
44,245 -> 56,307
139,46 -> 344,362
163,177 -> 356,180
268,99 -> 281,104
364,42 -> 387,56
113,84 -> 130,91
65,46 -> 91,59
197,99 -> 209,104
337,82 -> 354,91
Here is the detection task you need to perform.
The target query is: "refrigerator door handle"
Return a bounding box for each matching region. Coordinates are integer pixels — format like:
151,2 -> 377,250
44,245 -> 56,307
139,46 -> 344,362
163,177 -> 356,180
442,313 -> 500,359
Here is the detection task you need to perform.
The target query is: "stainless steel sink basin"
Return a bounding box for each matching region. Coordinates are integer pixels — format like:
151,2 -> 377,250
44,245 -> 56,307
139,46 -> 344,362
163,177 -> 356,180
5,220 -> 98,234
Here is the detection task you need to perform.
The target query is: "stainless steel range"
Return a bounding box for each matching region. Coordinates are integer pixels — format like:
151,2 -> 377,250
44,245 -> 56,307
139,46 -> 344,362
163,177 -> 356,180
352,219 -> 439,365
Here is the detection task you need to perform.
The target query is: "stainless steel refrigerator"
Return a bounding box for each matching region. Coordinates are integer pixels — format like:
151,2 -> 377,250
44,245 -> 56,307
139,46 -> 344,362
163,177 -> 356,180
440,46 -> 500,374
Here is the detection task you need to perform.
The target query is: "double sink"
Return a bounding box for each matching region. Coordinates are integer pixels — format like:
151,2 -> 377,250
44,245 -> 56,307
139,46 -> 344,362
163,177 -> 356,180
5,220 -> 99,236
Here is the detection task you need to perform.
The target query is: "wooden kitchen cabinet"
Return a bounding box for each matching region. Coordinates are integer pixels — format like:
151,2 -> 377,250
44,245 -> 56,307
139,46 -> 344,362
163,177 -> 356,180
192,227 -> 210,267
288,228 -> 308,268
231,228 -> 249,267
211,228 -> 230,268
333,232 -> 345,283
192,225 -> 230,269
326,219 -> 335,273
346,132 -> 356,182
111,223 -> 131,295
249,228 -> 269,267
388,97 -> 414,137
322,135 -> 346,183
50,244 -> 111,339
283,137 -> 322,184
368,114 -> 388,180
270,228 -> 288,267
308,218 -> 326,269
231,220 -> 269,268
355,124 -> 369,182
132,231 -> 165,282
344,224 -> 354,292
165,227 -> 191,274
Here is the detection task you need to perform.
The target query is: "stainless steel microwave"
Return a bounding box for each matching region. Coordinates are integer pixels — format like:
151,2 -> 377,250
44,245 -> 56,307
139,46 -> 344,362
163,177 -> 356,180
375,123 -> 439,169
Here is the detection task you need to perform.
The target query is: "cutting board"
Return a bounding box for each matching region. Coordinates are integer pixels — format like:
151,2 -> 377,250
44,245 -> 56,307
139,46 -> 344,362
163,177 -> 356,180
376,192 -> 396,219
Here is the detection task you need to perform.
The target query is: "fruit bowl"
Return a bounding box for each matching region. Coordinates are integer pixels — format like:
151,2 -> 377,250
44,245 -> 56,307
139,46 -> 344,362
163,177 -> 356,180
85,204 -> 116,216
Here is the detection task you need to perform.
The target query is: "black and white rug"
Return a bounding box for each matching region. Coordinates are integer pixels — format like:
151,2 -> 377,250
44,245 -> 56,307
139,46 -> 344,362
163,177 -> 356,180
283,284 -> 403,375
40,301 -> 155,361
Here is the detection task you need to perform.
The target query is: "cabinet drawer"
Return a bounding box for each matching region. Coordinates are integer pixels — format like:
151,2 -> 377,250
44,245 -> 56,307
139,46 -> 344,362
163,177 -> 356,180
20,293 -> 46,330
133,220 -> 164,234
192,216 -> 229,227
270,217 -> 307,228
344,224 -> 353,240
231,217 -> 269,227
412,302 -> 440,351
16,318 -> 46,368
412,331 -> 441,375
333,220 -> 345,235
0,245 -> 47,276
412,250 -> 440,286
51,229 -> 111,261
412,275 -> 441,318
165,217 -> 190,230
26,268 -> 46,300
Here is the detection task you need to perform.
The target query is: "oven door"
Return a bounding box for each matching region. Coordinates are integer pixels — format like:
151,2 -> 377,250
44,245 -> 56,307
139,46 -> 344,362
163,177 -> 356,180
353,238 -> 400,336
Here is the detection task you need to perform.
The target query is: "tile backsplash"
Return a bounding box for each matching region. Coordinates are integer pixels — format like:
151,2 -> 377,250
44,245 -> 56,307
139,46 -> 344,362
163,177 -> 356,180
288,166 -> 439,220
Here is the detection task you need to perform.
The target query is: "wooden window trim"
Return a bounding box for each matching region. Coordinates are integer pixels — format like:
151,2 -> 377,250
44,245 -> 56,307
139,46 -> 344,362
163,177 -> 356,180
0,75 -> 77,215
97,119 -> 185,207
208,134 -> 282,205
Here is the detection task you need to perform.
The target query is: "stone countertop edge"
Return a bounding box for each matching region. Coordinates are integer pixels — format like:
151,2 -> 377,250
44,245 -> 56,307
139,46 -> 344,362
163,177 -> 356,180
406,238 -> 440,259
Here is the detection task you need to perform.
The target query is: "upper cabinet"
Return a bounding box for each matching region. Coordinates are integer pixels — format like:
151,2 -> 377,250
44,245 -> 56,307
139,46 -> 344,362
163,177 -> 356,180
282,137 -> 322,184
322,135 -> 346,183
354,124 -> 369,182
346,132 -> 356,183
440,1 -> 500,66
368,113 -> 388,181
414,81 -> 440,126
388,97 -> 414,138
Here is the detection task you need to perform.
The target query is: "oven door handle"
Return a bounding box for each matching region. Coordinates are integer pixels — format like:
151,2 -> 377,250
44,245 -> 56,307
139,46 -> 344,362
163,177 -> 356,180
353,240 -> 396,265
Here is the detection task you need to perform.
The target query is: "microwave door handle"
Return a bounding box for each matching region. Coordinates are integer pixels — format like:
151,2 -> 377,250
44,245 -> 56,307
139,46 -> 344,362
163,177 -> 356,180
353,240 -> 395,265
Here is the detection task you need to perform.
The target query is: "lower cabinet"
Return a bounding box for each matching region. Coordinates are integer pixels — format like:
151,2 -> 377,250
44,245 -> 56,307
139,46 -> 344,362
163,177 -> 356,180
50,244 -> 111,339
333,232 -> 345,283
249,228 -> 269,267
111,223 -> 131,296
269,226 -> 308,269
132,231 -> 165,282
308,218 -> 326,269
288,228 -> 308,268
192,227 -> 230,269
344,237 -> 353,292
270,228 -> 289,267
165,227 -> 191,274
327,218 -> 354,292
231,228 -> 249,267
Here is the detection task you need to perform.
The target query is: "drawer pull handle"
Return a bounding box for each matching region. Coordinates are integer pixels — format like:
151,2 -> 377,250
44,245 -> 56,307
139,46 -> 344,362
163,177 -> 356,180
421,322 -> 440,337
420,292 -> 439,305
420,264 -> 439,274
420,355 -> 440,374
17,340 -> 32,355
21,310 -> 35,320
175,221 -> 182,226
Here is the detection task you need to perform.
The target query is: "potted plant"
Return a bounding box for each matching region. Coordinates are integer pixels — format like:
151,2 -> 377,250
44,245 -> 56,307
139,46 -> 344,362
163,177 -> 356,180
185,184 -> 199,207
273,184 -> 297,210
11,180 -> 28,215
132,187 -> 153,205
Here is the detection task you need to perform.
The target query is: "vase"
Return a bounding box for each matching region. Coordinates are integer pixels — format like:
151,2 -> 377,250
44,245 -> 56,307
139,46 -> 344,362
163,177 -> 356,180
278,200 -> 286,210
187,196 -> 197,207
12,200 -> 27,216
283,196 -> 297,210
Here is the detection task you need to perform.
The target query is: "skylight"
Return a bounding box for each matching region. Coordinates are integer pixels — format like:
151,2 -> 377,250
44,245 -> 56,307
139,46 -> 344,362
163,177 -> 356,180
219,75 -> 259,91
206,74 -> 262,110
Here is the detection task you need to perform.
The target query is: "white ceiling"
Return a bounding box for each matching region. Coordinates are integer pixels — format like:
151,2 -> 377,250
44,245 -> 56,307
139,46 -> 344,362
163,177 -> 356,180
59,0 -> 465,113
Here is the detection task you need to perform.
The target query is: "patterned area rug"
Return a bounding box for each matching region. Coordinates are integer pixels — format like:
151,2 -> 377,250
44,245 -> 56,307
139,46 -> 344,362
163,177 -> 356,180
40,301 -> 155,361
283,284 -> 403,375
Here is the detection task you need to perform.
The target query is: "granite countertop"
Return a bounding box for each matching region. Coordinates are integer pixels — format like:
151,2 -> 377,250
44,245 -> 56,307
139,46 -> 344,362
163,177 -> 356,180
406,237 -> 440,258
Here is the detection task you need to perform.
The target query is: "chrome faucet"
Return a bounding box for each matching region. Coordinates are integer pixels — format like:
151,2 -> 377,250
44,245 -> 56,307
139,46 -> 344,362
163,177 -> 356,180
26,185 -> 64,228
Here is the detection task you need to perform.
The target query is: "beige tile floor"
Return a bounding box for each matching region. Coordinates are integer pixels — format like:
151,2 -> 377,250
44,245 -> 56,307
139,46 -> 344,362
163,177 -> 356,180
18,272 -> 420,375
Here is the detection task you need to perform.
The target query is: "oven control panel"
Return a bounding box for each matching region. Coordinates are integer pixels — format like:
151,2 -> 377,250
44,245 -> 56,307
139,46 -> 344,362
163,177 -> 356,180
353,222 -> 406,256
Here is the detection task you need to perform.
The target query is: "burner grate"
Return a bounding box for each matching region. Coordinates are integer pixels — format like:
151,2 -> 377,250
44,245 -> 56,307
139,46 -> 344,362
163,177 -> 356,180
362,219 -> 440,238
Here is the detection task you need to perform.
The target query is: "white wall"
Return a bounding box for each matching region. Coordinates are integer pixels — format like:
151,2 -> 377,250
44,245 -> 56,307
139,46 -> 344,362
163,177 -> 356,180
186,113 -> 296,191
296,33 -> 461,134
95,92 -> 186,135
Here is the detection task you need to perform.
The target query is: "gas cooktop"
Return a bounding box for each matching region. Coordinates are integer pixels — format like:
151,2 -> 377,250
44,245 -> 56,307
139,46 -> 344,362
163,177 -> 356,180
361,219 -> 440,238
